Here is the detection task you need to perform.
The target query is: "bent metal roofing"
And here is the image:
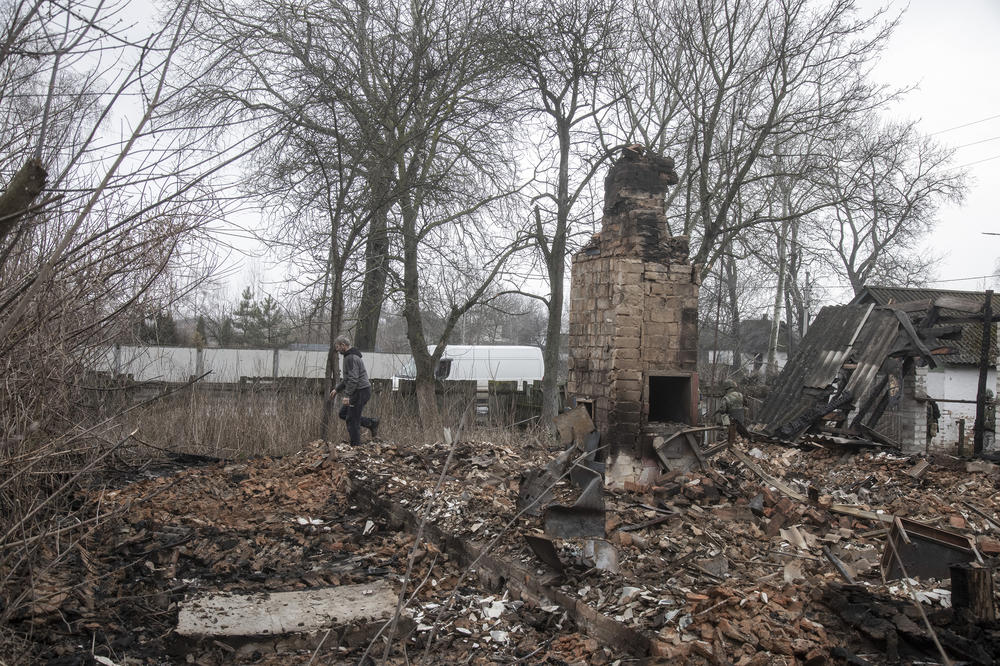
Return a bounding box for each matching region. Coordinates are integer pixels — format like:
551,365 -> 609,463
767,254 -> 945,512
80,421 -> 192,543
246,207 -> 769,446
852,285 -> 998,366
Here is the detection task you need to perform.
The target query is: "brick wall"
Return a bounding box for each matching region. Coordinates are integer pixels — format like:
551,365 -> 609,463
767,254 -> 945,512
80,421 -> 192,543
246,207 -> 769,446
566,150 -> 699,461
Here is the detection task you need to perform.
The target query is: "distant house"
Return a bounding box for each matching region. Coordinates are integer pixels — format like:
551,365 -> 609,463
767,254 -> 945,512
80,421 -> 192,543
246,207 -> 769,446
699,318 -> 797,382
851,286 -> 999,453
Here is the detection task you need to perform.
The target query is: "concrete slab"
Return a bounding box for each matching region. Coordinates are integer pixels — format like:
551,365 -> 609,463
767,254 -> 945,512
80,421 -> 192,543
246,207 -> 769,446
176,580 -> 397,638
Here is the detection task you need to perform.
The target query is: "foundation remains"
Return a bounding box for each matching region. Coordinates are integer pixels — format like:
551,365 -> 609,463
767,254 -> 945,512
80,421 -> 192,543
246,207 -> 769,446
566,148 -> 700,483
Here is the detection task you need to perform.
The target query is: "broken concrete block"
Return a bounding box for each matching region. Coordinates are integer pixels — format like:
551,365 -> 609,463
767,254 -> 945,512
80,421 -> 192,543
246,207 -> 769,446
906,459 -> 929,479
696,555 -> 729,577
619,586 -> 642,605
965,460 -> 998,474
553,405 -> 595,447
584,539 -> 619,572
176,581 -> 397,640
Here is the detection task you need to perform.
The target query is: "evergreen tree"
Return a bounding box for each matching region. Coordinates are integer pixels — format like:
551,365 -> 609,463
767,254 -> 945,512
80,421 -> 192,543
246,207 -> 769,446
215,317 -> 236,347
258,294 -> 287,347
233,286 -> 264,346
135,311 -> 178,345
192,315 -> 208,348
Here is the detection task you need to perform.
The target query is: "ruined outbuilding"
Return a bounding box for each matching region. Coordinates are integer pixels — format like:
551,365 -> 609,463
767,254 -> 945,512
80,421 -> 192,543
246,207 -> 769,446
759,286 -> 998,454
567,147 -> 700,482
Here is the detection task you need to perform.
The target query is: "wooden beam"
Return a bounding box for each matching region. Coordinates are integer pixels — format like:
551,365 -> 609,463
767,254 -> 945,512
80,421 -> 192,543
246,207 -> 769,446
885,299 -> 934,313
893,309 -> 937,369
934,295 -> 990,313
921,325 -> 963,339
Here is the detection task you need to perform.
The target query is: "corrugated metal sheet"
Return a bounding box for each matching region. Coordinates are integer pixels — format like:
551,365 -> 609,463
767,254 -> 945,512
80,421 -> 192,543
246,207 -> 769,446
758,305 -> 873,429
843,310 -> 901,418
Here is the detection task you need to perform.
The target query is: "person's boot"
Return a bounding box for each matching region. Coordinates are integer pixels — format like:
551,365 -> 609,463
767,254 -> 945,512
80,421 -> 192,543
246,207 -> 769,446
368,418 -> 380,440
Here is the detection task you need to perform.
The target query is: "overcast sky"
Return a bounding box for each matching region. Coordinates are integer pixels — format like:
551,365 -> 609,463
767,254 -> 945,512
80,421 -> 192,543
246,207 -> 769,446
188,0 -> 1000,304
864,0 -> 1000,292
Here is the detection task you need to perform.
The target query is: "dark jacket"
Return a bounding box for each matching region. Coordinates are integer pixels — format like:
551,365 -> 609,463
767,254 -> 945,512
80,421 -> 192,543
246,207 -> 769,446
335,348 -> 371,398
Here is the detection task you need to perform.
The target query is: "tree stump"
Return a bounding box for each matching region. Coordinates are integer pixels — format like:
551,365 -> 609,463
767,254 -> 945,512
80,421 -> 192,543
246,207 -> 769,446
950,562 -> 996,621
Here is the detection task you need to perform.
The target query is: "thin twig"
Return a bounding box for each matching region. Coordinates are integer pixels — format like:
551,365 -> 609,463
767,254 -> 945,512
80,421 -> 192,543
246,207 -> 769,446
886,536 -> 953,666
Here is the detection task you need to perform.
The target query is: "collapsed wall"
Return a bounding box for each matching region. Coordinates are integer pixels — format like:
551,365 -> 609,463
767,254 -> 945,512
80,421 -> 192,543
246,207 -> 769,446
566,147 -> 700,482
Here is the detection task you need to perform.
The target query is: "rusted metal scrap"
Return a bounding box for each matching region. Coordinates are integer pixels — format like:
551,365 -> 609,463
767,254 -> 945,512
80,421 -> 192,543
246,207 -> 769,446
524,533 -> 565,574
544,475 -> 605,538
881,517 -> 978,581
516,468 -> 556,517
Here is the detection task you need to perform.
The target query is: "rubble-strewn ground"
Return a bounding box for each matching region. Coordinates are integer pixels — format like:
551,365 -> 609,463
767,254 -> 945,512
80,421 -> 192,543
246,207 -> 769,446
7,444 -> 618,665
6,432 -> 1000,664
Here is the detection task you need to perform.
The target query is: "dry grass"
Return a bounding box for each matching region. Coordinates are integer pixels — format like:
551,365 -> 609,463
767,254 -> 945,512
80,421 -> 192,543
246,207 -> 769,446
118,389 -> 330,459
115,383 -> 541,460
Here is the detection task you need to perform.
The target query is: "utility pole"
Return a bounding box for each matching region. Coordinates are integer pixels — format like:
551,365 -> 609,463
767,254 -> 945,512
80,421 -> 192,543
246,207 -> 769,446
973,290 -> 994,456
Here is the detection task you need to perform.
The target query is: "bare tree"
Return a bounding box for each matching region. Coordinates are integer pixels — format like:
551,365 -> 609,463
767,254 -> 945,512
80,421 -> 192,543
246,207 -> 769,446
809,120 -> 966,293
186,0 -> 526,430
0,0 -> 258,633
181,0 -> 400,434
619,0 -> 897,279
512,0 -> 626,426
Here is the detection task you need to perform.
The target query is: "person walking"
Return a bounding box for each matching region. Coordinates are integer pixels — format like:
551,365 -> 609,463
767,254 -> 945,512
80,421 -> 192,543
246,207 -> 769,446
330,335 -> 379,446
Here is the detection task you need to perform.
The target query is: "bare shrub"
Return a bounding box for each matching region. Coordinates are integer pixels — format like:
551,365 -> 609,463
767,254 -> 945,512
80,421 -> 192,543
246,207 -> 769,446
0,0 -> 234,639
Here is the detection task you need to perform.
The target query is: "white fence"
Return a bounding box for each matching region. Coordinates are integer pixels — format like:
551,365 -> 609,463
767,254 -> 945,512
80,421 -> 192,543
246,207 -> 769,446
93,345 -> 409,383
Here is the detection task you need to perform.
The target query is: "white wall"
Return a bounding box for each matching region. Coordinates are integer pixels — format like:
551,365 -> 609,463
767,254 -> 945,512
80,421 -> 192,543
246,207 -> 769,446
703,350 -> 788,379
94,346 -> 409,383
921,365 -> 1000,452
94,346 -> 196,383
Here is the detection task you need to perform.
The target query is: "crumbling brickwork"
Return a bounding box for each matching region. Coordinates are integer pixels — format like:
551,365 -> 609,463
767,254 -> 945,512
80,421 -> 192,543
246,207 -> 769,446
567,149 -> 700,461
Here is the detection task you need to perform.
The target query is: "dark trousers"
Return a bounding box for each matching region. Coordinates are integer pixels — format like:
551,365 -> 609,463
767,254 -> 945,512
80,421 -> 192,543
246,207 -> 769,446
338,386 -> 373,446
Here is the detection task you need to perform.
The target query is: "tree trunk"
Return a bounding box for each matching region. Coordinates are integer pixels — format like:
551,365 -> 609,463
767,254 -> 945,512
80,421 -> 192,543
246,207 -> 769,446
320,273 -> 345,441
539,283 -> 563,426
400,198 -> 442,432
724,257 -> 742,377
414,374 -> 441,435
767,218 -> 789,377
354,163 -> 392,351
539,120 -> 571,429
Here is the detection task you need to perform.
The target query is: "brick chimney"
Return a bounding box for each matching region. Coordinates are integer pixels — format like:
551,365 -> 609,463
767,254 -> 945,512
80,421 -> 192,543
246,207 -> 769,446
566,147 -> 700,483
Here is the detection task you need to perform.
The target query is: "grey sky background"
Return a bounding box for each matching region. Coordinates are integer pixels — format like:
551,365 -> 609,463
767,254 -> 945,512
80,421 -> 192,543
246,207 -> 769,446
865,0 -> 1000,291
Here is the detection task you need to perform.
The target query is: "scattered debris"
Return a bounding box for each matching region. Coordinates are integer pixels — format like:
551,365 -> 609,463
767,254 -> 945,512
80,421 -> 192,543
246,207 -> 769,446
11,422 -> 1000,664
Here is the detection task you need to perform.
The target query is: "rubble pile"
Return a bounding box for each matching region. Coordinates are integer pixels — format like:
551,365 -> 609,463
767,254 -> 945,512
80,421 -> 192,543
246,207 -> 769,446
7,445 -> 618,665
7,429 -> 1000,665
340,432 -> 1000,664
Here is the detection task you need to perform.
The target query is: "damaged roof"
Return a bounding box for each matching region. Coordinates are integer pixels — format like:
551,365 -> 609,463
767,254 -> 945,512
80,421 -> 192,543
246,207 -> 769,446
757,304 -> 880,437
759,285 -> 997,442
852,285 -> 998,366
